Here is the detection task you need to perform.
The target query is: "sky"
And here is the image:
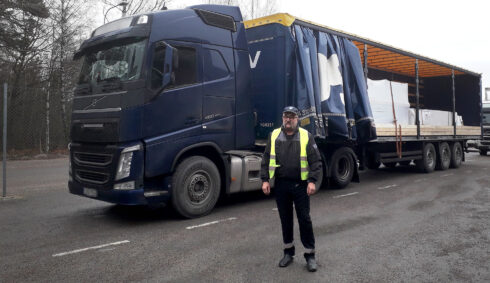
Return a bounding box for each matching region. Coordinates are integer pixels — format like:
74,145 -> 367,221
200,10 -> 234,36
100,0 -> 490,94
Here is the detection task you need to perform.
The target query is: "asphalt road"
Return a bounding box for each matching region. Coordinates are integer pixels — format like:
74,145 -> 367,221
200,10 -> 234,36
1,153 -> 489,282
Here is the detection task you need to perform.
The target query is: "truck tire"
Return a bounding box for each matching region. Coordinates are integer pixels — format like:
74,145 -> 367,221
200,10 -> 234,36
383,162 -> 397,168
415,143 -> 436,173
479,149 -> 487,156
450,142 -> 463,168
171,156 -> 221,218
436,142 -> 451,170
329,147 -> 355,188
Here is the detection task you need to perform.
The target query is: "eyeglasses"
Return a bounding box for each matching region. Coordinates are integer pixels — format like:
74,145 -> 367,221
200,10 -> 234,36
282,114 -> 298,119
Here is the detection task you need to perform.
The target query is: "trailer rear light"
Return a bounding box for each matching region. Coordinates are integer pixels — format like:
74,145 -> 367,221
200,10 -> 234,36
114,181 -> 135,190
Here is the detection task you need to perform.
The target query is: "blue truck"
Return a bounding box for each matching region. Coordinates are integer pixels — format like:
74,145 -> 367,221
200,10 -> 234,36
69,5 -> 482,218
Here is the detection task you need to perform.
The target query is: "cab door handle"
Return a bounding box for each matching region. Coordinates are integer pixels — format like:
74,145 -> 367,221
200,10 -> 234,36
185,118 -> 199,125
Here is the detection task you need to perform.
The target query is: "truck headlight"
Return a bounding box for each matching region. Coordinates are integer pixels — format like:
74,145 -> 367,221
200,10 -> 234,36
115,145 -> 141,181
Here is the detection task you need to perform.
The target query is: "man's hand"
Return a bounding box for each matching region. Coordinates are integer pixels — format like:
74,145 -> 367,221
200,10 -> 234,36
262,181 -> 271,195
307,182 -> 316,196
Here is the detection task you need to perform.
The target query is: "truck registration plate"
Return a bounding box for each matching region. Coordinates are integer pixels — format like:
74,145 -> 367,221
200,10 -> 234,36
83,188 -> 97,198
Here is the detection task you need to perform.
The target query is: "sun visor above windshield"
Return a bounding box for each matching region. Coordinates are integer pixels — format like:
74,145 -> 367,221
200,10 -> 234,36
93,17 -> 133,37
188,4 -> 243,22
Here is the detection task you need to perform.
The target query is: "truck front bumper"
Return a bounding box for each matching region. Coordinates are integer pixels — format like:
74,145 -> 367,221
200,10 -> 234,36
69,180 -> 170,206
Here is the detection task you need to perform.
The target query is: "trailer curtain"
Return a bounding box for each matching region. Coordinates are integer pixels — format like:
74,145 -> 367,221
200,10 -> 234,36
293,25 -> 376,142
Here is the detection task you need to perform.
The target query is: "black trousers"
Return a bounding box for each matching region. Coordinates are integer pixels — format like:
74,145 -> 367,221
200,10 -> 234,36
275,178 -> 315,255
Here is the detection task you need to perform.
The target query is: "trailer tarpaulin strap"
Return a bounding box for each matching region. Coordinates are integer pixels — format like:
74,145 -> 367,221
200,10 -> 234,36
293,25 -> 375,141
389,81 -> 402,158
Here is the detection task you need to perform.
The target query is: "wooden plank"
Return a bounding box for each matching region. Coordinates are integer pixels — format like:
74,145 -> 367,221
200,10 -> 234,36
375,125 -> 480,137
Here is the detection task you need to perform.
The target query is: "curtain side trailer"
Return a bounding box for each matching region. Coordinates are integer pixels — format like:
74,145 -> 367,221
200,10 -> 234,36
69,6 -> 482,218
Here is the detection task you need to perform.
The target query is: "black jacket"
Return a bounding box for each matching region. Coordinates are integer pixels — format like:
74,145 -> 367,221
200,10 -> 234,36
260,127 -> 322,184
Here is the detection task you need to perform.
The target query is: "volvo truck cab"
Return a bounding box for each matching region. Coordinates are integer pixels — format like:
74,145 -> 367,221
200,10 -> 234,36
69,5 -> 257,217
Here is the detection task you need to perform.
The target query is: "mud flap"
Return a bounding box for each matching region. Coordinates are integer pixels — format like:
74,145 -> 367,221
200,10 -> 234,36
351,151 -> 360,183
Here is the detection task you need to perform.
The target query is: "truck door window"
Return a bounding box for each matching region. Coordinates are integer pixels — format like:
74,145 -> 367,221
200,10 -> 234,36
151,43 -> 197,91
204,49 -> 230,82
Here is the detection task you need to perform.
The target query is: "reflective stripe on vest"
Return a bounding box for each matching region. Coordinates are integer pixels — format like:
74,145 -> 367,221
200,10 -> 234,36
269,127 -> 309,180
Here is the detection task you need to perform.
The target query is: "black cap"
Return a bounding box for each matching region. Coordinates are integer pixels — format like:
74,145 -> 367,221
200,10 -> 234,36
283,106 -> 299,116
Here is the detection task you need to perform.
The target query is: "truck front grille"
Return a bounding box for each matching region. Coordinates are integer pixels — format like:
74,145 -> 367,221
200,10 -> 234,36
74,152 -> 112,166
76,170 -> 110,185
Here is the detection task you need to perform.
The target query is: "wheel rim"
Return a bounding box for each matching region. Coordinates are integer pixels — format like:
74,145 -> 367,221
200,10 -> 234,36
455,145 -> 462,162
442,146 -> 450,163
338,156 -> 351,180
427,148 -> 435,167
187,170 -> 211,204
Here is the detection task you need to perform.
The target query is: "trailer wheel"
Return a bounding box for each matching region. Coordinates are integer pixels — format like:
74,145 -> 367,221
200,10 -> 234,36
329,147 -> 355,188
383,162 -> 397,168
479,149 -> 487,156
450,142 -> 463,168
171,156 -> 221,218
415,143 -> 436,173
436,142 -> 451,170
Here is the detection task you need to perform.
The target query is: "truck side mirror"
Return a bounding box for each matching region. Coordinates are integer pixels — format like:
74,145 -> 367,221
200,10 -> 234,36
162,43 -> 176,87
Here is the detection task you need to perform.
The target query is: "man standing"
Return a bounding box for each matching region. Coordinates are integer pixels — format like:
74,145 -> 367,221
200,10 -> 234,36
260,106 -> 322,272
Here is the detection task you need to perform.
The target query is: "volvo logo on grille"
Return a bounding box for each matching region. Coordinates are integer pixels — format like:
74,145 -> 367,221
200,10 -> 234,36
84,96 -> 106,110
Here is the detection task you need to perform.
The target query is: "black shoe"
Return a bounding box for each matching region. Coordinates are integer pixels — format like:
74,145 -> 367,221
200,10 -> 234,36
306,257 -> 317,272
279,254 -> 294,267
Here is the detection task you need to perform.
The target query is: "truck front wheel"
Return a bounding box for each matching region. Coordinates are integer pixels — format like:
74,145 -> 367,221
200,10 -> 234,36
171,156 -> 221,218
329,147 -> 355,188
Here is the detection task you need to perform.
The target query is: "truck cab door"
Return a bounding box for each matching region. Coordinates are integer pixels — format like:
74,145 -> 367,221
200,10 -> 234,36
144,40 -> 203,138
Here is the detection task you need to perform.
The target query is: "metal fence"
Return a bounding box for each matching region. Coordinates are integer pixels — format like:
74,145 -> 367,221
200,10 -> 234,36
0,83 -> 70,160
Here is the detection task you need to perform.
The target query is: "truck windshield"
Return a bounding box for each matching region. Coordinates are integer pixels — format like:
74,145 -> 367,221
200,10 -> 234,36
78,39 -> 146,86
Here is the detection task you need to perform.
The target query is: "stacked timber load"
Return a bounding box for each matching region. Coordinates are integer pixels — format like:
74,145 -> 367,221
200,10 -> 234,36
366,79 -> 477,137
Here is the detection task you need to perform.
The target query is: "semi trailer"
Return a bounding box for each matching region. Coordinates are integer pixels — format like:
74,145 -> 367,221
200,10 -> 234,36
472,102 -> 490,155
68,5 -> 482,218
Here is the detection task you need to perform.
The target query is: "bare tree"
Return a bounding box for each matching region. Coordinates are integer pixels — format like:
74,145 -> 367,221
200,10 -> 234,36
202,0 -> 278,20
240,0 -> 278,20
43,0 -> 88,152
103,0 -> 173,22
0,0 -> 51,152
205,0 -> 239,5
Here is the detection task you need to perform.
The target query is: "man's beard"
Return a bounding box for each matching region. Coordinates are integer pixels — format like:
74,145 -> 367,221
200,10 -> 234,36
282,122 -> 298,131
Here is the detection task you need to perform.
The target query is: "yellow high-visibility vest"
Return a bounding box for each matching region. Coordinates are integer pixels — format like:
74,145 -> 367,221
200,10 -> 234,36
269,127 -> 309,180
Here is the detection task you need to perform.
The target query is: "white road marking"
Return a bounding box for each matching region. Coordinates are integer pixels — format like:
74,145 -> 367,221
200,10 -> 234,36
52,240 -> 130,257
272,208 -> 278,211
186,217 -> 237,230
378,184 -> 398,190
333,192 -> 359,199
414,178 -> 426,183
98,247 -> 116,252
442,173 -> 454,177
